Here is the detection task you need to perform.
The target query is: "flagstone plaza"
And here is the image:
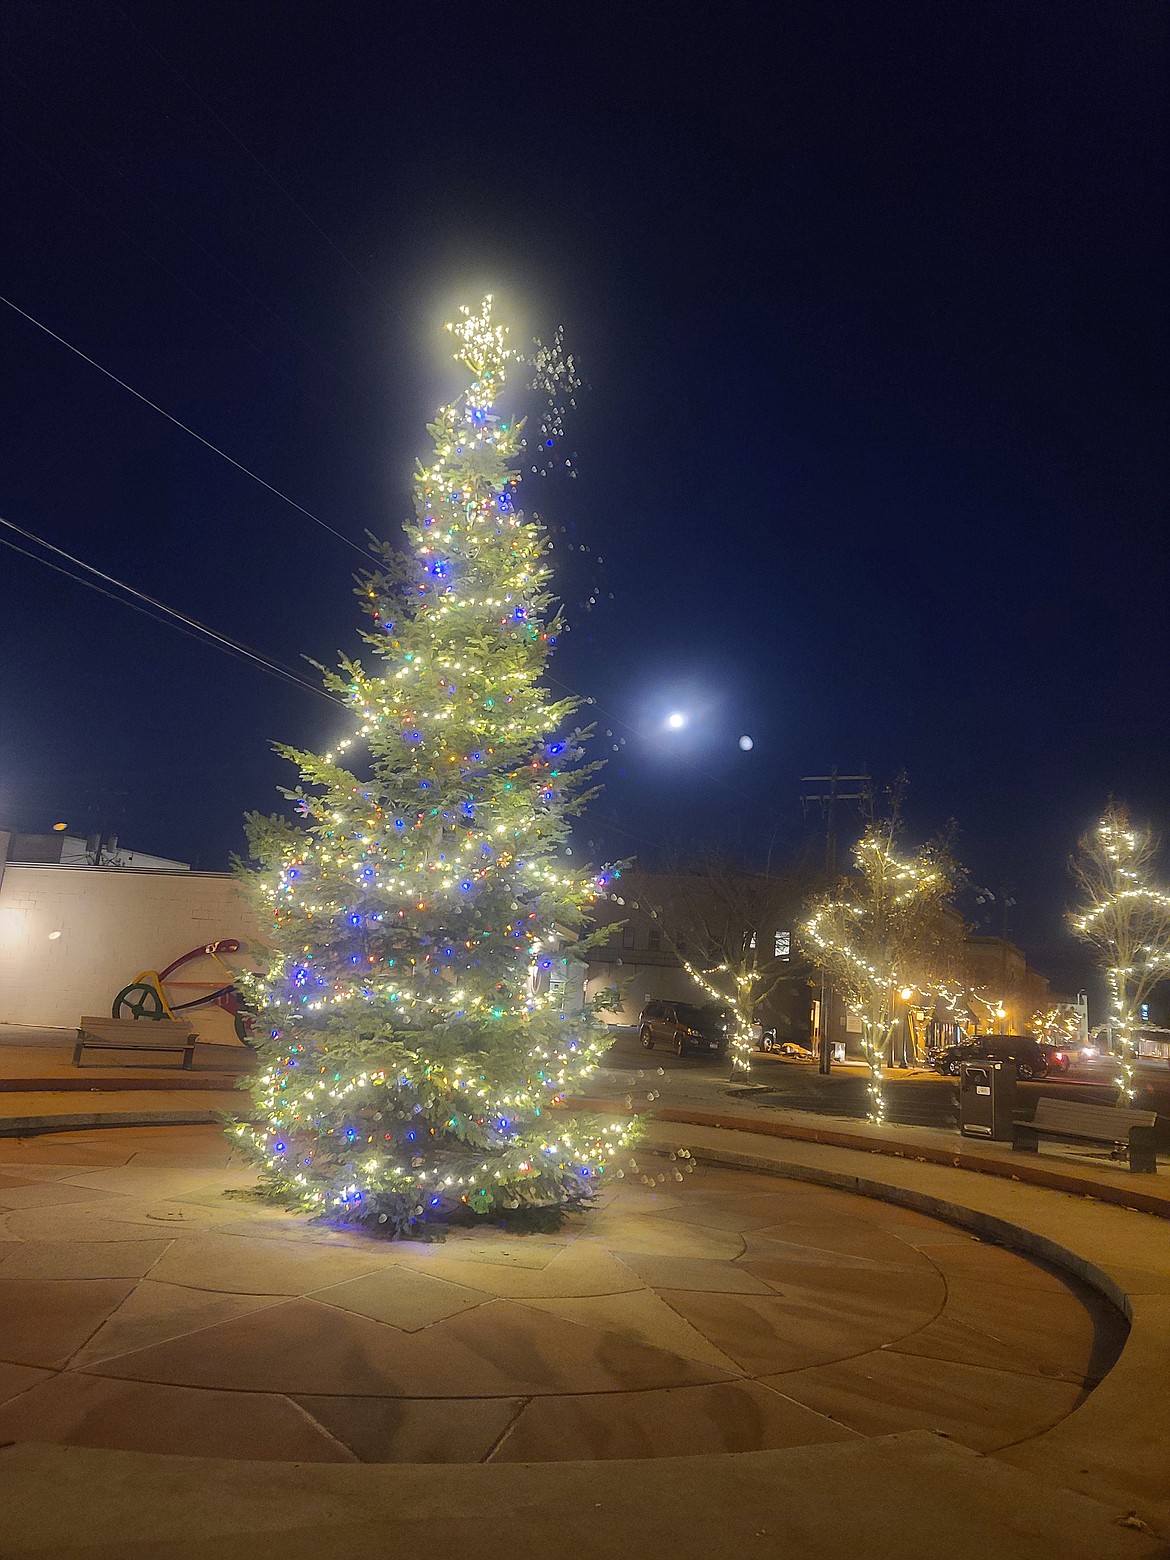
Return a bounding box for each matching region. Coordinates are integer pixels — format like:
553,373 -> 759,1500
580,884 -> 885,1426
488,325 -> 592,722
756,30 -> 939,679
0,1119 -> 1166,1558
0,1128 -> 1124,1464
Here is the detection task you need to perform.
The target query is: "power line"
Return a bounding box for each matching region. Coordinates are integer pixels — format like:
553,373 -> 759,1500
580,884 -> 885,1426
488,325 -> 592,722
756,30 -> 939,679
0,514 -> 342,705
1,286 -> 753,810
6,13 -> 770,820
1,277 -> 751,802
0,293 -> 369,559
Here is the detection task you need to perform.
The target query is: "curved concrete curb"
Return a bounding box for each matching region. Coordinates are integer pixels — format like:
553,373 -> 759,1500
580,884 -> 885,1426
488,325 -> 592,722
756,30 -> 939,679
0,1099 -> 250,1136
649,1102 -> 1170,1220
0,1430 -> 1162,1560
637,1118 -> 1170,1537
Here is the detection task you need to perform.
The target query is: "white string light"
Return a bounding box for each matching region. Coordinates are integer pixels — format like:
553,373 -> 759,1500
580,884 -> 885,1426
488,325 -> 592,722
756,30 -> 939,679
801,826 -> 956,1124
1070,806 -> 1170,1104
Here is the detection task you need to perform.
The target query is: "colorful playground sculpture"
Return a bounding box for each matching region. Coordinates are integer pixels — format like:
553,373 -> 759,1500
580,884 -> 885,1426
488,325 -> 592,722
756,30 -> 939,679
111,939 -> 257,1046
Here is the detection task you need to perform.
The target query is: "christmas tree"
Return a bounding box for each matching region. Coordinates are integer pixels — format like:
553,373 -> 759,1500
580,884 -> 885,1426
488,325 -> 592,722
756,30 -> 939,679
234,297 -> 628,1234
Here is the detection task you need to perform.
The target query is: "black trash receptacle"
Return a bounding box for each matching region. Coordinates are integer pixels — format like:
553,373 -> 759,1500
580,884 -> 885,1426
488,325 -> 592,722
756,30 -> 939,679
959,1059 -> 1017,1141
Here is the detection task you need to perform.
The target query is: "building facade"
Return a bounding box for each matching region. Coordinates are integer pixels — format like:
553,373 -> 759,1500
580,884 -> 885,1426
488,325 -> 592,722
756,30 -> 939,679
582,868 -> 811,1039
0,829 -> 258,1043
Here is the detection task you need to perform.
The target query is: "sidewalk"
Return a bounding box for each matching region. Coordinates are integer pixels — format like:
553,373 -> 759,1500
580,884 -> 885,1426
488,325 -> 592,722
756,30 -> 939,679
574,1060 -> 1170,1220
0,1026 -> 253,1135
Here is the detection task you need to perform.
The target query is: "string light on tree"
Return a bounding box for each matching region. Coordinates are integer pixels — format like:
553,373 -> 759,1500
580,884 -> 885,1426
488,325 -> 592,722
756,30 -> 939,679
1070,803 -> 1170,1105
234,296 -> 631,1234
1029,1004 -> 1082,1048
801,817 -> 960,1124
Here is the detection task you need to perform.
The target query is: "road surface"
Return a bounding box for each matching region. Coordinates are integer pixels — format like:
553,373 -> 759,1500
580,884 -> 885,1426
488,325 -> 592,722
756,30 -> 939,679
594,1025 -> 1170,1147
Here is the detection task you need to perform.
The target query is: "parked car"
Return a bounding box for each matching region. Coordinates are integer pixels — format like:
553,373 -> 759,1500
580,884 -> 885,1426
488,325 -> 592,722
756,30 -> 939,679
639,999 -> 731,1056
1036,1041 -> 1072,1074
930,1035 -> 1049,1082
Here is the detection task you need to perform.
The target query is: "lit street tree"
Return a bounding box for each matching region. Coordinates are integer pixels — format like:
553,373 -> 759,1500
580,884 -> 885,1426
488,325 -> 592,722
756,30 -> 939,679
1070,802 -> 1170,1104
641,850 -> 811,1076
234,297 -> 629,1234
1029,1004 -> 1082,1048
801,817 -> 959,1123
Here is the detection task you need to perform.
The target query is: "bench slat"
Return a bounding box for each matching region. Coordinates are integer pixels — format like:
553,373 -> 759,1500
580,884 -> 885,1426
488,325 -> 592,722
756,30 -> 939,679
1030,1122 -> 1133,1144
1031,1098 -> 1156,1133
80,1017 -> 193,1038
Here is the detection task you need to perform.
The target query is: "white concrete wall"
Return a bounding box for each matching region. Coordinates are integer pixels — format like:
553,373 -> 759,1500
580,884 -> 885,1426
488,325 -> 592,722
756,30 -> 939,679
0,865 -> 264,1043
585,960 -> 701,1025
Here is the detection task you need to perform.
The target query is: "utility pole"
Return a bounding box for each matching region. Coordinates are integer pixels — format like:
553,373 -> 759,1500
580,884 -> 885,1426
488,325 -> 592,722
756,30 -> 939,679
801,769 -> 871,1074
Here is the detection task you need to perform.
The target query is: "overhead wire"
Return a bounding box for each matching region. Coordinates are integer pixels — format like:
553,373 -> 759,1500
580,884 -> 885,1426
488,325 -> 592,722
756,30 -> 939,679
4,10 -> 758,809
0,514 -> 342,706
0,293 -> 369,559
1,281 -> 756,800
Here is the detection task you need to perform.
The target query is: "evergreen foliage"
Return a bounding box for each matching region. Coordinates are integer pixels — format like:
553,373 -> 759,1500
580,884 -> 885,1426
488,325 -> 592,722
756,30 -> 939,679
234,298 -> 628,1234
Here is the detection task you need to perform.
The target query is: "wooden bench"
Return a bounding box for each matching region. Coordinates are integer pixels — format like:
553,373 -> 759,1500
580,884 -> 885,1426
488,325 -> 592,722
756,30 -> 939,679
74,1016 -> 197,1070
1013,1096 -> 1159,1173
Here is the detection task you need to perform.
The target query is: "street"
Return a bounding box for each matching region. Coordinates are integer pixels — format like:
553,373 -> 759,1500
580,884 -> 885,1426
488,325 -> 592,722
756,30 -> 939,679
595,1026 -> 1170,1147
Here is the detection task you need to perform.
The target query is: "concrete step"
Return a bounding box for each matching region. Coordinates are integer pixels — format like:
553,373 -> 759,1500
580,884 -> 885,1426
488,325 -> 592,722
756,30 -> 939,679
0,1089 -> 253,1135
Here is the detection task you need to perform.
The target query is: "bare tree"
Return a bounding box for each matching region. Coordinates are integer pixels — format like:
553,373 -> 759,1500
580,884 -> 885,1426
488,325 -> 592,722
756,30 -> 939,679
801,816 -> 961,1123
1070,803 -> 1170,1103
641,848 -> 812,1075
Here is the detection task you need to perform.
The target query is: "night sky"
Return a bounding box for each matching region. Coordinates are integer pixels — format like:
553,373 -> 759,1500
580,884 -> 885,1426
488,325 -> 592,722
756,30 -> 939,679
1,2 -> 1166,992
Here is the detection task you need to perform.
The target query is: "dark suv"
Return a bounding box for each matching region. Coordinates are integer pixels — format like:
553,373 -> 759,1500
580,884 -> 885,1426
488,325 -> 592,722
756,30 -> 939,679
639,999 -> 731,1057
930,1034 -> 1049,1082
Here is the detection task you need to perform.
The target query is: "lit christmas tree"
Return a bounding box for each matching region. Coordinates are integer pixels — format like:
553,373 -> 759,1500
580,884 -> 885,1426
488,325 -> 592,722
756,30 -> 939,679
235,297 -> 628,1234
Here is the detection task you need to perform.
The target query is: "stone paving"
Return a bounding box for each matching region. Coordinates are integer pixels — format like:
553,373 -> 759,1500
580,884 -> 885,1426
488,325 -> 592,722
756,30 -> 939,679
0,1125 -> 1126,1467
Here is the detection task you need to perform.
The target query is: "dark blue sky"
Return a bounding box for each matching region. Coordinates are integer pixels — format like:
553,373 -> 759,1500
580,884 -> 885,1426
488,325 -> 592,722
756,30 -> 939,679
1,1 -> 1166,990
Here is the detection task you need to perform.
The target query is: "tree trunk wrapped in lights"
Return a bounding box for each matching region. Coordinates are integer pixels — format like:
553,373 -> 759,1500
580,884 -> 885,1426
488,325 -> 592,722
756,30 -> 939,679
1070,803 -> 1170,1105
234,297 -> 629,1235
800,819 -> 959,1124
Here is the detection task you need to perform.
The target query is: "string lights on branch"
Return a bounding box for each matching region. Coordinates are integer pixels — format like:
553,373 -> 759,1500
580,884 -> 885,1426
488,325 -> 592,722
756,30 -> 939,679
233,296 -> 631,1234
800,821 -> 959,1125
1070,803 -> 1170,1105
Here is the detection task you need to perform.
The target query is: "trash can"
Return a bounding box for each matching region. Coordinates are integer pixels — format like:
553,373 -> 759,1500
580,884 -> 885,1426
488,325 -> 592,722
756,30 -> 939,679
958,1059 -> 1017,1141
